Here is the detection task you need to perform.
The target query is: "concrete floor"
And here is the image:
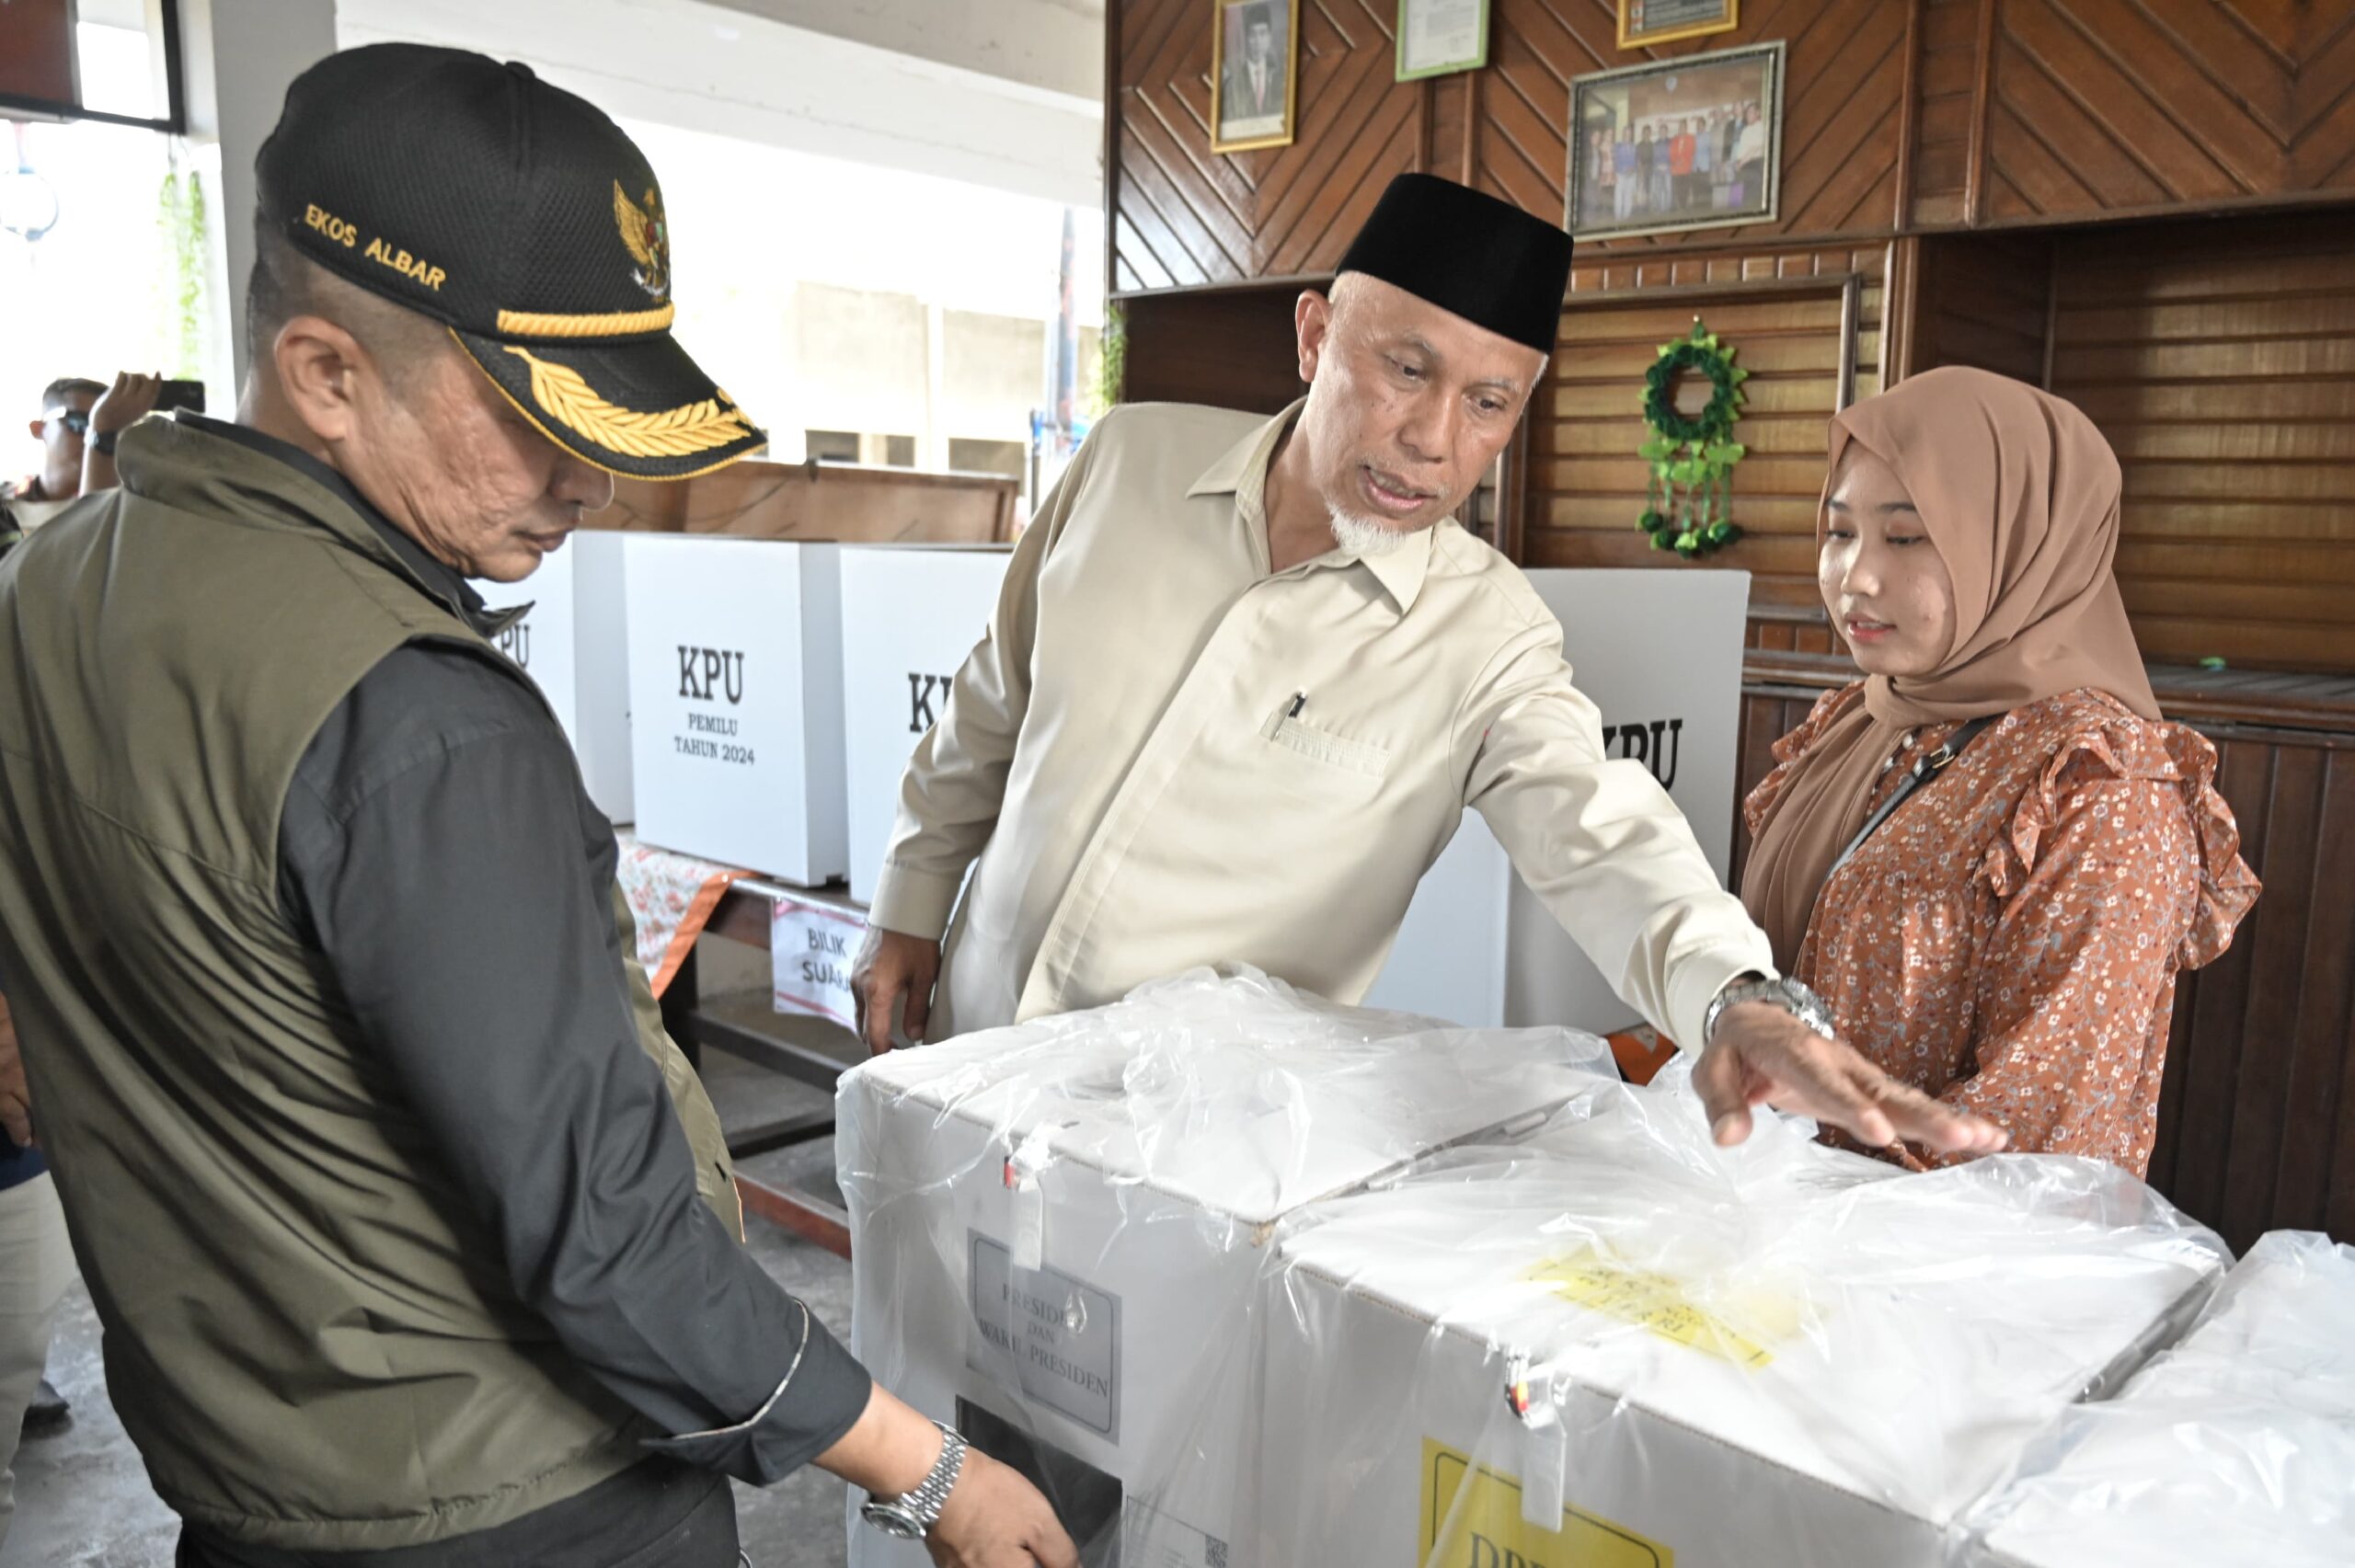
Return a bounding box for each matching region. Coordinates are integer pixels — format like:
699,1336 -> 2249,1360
1,950 -> 862,1568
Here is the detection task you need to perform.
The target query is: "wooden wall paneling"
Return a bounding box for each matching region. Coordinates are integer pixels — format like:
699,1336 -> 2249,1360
1120,281 -> 1312,414
1978,0 -> 2355,227
2269,746 -> 2355,1241
1908,229 -> 2053,383
1908,0 -> 1982,225
1481,0 -> 1913,250
1530,248 -> 1883,606
1111,0 -> 1433,292
2218,737 -> 2324,1245
2149,730 -> 2355,1253
2045,210 -> 2355,673
1892,0 -> 1924,231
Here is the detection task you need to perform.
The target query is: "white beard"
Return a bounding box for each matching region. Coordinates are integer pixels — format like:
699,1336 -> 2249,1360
1329,510 -> 1417,556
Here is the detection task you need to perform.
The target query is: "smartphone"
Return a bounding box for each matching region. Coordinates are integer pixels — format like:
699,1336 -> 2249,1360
155,380 -> 206,415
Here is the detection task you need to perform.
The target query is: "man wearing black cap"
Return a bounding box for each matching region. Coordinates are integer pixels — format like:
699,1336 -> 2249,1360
0,43 -> 1074,1568
856,172 -> 2007,1164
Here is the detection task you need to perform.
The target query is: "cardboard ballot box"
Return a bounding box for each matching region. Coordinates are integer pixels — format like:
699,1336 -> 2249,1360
1968,1229 -> 2355,1568
1253,1077 -> 2227,1568
836,968 -> 1614,1568
1362,567 -> 1750,1033
837,544 -> 1014,905
622,535 -> 845,885
471,532 -> 635,822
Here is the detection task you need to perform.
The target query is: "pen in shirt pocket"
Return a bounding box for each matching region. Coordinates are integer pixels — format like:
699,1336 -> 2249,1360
1288,692 -> 1308,718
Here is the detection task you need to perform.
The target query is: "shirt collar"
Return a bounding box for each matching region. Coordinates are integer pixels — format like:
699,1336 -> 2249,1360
1186,397 -> 1434,614
180,414 -> 510,637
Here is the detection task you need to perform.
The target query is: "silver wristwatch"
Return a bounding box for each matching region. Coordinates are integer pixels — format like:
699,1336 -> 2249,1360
1704,973 -> 1835,1045
859,1421 -> 968,1541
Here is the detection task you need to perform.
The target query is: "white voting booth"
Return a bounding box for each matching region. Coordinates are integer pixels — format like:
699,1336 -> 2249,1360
837,545 -> 1014,905
623,535 -> 847,886
1362,567 -> 1752,1034
470,531 -> 634,821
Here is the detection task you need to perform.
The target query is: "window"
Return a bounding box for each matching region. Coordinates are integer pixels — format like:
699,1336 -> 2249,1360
804,429 -> 859,463
948,438 -> 1024,478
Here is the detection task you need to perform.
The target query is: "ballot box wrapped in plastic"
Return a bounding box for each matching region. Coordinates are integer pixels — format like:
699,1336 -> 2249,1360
1966,1228 -> 2355,1568
1250,1069 -> 2229,1568
835,967 -> 1614,1568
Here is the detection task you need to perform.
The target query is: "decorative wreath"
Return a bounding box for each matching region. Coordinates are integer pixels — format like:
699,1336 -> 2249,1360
1637,319 -> 1748,558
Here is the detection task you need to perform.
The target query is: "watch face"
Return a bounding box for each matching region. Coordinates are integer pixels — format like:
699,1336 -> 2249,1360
861,1502 -> 923,1539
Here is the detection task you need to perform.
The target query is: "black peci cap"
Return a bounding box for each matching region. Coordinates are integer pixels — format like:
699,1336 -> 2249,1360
1335,174 -> 1573,355
256,43 -> 763,480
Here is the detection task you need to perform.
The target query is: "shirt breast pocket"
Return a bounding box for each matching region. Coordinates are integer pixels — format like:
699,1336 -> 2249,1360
1261,707 -> 1391,797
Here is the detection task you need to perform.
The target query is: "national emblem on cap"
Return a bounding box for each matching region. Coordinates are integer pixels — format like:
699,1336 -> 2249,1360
614,182 -> 671,301
257,42 -> 765,481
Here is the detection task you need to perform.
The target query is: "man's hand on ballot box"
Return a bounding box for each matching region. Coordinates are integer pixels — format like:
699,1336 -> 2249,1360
853,927 -> 942,1057
1696,1000 -> 2010,1159
821,1382 -> 1080,1568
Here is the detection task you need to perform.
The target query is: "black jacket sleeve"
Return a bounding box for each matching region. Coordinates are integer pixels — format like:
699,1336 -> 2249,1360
280,645 -> 871,1483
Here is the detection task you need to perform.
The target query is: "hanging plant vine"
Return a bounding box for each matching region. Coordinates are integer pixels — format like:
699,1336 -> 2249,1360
1637,317 -> 1748,558
1090,298 -> 1126,417
157,150 -> 209,379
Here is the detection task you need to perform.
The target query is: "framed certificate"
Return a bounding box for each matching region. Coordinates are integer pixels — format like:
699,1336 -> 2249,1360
1396,0 -> 1490,82
1617,0 -> 1739,52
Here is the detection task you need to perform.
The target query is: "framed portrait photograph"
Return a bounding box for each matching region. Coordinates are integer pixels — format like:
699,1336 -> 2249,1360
1212,0 -> 1300,154
1616,0 -> 1739,51
1396,0 -> 1490,82
1565,41 -> 1784,242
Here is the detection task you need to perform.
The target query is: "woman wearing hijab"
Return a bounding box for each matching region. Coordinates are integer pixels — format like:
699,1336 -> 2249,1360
1740,368 -> 2259,1176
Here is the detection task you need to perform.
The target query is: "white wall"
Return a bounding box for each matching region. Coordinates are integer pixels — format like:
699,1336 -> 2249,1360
335,0 -> 1103,211
701,0 -> 1103,102
178,0 -> 341,390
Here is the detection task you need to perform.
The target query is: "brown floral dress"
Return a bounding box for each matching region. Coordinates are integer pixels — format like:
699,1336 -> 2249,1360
1744,683 -> 2260,1176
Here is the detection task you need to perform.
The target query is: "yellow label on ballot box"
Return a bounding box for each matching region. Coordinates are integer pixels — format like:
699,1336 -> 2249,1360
1526,1250 -> 1797,1369
1420,1439 -> 1671,1567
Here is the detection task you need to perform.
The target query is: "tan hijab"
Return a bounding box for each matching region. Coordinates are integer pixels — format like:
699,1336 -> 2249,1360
1740,366 -> 2159,971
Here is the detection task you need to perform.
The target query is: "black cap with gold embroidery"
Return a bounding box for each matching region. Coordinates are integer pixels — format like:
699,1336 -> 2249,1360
256,42 -> 764,480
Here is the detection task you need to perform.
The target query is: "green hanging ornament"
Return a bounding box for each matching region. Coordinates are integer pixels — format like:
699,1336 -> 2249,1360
1634,317 -> 1748,559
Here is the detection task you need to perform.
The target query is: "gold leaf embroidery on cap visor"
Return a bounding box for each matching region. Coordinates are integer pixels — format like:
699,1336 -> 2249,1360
500,347 -> 752,459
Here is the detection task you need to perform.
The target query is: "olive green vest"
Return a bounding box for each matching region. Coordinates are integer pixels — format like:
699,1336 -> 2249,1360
0,417 -> 741,1550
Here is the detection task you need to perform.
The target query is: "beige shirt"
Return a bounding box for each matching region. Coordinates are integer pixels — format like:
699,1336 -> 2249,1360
871,400 -> 1774,1045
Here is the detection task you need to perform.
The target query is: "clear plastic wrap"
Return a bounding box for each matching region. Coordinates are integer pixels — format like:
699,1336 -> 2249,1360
1965,1228 -> 2355,1568
834,966 -> 1615,1567
1247,1065 -> 2230,1568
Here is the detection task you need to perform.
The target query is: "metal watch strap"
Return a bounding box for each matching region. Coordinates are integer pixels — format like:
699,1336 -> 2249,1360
861,1421 -> 967,1539
1704,975 -> 1835,1045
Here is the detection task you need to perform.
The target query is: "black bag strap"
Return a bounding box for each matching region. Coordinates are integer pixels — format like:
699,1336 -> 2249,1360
1827,714 -> 2001,878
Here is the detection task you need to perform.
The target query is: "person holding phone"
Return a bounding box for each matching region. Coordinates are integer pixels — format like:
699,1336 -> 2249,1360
77,372 -> 208,494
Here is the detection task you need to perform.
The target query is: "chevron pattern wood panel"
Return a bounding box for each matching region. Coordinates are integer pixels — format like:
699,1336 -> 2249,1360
1109,0 -> 1915,294
1113,0 -> 1429,291
1472,0 -> 1910,246
1913,0 -> 2355,226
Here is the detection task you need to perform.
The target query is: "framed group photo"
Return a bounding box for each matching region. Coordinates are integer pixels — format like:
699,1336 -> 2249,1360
1565,40 -> 1784,242
1211,0 -> 1299,154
